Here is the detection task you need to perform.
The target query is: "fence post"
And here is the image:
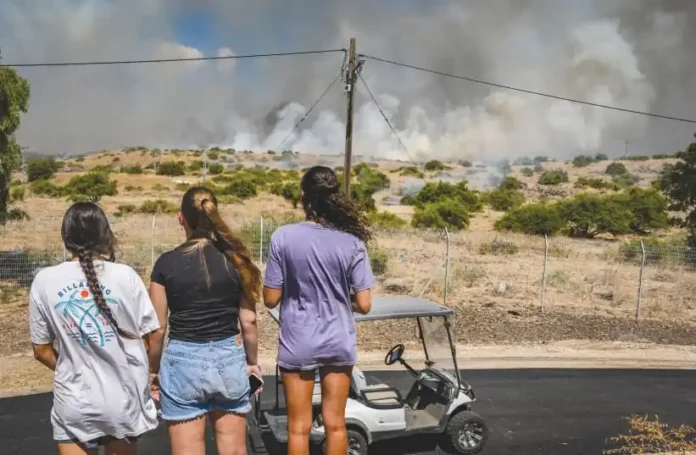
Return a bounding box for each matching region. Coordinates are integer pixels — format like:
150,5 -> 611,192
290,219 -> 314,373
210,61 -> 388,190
151,214 -> 156,270
636,240 -> 646,321
540,234 -> 548,313
258,216 -> 264,265
443,228 -> 451,307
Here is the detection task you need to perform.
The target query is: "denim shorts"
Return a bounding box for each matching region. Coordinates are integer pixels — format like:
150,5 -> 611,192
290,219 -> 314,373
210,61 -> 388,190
159,336 -> 251,422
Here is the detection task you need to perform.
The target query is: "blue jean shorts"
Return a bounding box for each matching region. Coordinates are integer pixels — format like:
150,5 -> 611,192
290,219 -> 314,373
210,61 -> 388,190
159,336 -> 251,422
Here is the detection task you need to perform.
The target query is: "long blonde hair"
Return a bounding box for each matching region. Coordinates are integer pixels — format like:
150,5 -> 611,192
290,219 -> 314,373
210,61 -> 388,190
180,187 -> 261,304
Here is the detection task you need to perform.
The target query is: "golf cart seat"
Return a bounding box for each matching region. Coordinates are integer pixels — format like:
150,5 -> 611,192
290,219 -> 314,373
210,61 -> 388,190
351,367 -> 403,409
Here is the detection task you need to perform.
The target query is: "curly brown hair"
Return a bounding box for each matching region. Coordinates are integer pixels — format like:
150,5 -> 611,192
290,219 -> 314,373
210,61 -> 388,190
301,166 -> 372,243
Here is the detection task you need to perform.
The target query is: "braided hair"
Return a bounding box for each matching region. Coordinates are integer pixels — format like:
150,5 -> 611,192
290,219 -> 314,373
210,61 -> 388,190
61,202 -> 136,339
301,166 -> 372,243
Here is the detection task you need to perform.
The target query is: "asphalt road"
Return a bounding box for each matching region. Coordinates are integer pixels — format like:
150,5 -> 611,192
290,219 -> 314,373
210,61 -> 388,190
1,369 -> 695,454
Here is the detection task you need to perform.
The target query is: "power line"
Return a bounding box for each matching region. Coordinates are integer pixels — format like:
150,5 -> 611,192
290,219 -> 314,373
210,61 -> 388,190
275,70 -> 343,151
358,73 -> 416,163
360,54 -> 696,125
0,49 -> 346,68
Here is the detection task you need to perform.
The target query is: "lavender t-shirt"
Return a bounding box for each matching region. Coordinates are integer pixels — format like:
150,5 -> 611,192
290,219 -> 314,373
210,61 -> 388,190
264,222 -> 375,370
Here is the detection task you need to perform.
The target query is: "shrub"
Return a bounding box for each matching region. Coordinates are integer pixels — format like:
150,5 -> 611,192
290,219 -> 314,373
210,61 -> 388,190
116,204 -> 137,216
125,185 -> 142,192
369,211 -> 407,228
572,155 -> 594,167
64,172 -> 118,202
612,173 -> 638,187
595,153 -> 608,161
424,160 -> 450,172
157,161 -> 186,176
557,193 -> 634,238
498,176 -> 526,191
478,238 -> 519,255
10,185 -> 25,202
521,167 -> 534,177
412,199 -> 470,230
534,156 -> 548,163
369,248 -> 389,276
207,151 -> 220,161
605,162 -> 628,176
30,180 -> 64,198
494,202 -> 565,236
356,167 -> 390,194
138,199 -> 178,214
399,166 -> 424,178
174,182 -> 191,192
574,177 -> 618,190
27,157 -> 61,182
91,165 -> 114,174
75,156 -> 85,162
120,164 -> 143,175
222,181 -> 257,199
10,179 -> 22,187
350,184 -> 377,212
188,161 -> 203,171
410,180 -> 482,212
618,187 -> 669,234
485,189 -> 525,211
279,182 -> 301,208
538,169 -> 569,185
209,163 -> 224,175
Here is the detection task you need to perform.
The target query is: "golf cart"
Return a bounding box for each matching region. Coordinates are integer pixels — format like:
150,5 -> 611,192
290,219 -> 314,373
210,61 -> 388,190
249,295 -> 489,454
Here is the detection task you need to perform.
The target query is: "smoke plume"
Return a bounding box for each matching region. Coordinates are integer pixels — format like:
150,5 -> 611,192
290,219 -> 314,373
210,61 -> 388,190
1,0 -> 695,160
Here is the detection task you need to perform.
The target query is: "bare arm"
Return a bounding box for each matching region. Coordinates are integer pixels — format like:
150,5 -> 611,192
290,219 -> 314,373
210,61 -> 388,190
147,282 -> 169,374
351,289 -> 372,315
263,287 -> 282,310
33,344 -> 58,371
239,296 -> 258,366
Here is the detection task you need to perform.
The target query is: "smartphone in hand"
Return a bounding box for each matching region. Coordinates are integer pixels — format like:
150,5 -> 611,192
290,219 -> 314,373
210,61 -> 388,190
249,373 -> 264,396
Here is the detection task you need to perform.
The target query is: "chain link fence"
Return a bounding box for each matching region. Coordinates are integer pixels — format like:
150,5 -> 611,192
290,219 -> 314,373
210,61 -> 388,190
1,215 -> 695,322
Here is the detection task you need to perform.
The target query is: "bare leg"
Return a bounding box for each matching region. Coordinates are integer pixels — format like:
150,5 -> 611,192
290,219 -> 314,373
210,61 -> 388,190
282,369 -> 316,455
104,439 -> 138,455
57,443 -> 97,455
210,409 -> 248,455
167,415 -> 207,455
319,366 -> 352,455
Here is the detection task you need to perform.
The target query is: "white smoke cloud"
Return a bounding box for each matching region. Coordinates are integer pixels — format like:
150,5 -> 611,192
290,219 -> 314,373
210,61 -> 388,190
1,0 -> 694,159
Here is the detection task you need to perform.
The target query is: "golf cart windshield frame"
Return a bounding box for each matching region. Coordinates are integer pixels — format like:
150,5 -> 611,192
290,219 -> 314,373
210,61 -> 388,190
266,295 -> 462,387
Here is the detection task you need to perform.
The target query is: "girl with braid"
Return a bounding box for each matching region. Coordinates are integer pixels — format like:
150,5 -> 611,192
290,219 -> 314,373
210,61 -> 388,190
263,166 -> 375,455
29,202 -> 160,455
147,187 -> 262,455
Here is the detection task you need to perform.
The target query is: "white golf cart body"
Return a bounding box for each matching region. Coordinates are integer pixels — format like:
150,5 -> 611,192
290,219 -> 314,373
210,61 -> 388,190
251,295 -> 486,454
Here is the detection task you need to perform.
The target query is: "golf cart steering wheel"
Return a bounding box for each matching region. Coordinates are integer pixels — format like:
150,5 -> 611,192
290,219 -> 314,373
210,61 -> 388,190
385,344 -> 405,366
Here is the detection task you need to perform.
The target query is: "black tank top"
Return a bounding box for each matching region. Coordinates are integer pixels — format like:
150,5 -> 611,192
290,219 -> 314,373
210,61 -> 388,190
151,240 -> 242,342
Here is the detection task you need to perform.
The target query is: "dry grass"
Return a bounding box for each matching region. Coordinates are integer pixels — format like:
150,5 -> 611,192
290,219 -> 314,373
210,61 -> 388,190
605,415 -> 696,455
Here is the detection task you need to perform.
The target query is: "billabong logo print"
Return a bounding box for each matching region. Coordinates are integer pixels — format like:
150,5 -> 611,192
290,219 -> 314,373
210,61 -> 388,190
54,288 -> 119,346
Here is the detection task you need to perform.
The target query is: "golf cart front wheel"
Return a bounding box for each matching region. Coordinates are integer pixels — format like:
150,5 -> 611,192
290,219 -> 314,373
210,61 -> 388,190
443,411 -> 488,454
321,428 -> 368,455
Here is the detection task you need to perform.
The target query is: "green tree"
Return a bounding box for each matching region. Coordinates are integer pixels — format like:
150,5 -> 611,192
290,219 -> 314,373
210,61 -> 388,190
0,62 -> 30,221
278,181 -> 301,208
424,160 -> 449,172
538,169 -> 569,185
484,189 -> 525,211
494,202 -> 565,236
222,181 -> 257,199
208,163 -> 224,175
409,180 -> 482,212
572,155 -> 594,167
412,199 -> 470,230
606,162 -> 628,176
557,193 -> 633,238
617,187 -> 669,234
658,140 -> 696,247
27,157 -> 60,182
157,161 -> 186,176
498,176 -> 526,191
64,172 -> 118,202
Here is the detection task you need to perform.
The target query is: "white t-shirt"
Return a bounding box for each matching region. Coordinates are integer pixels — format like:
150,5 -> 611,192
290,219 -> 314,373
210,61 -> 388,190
28,261 -> 160,442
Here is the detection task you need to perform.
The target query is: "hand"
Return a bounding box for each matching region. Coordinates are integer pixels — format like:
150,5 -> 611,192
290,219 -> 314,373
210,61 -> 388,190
149,373 -> 160,402
247,364 -> 263,395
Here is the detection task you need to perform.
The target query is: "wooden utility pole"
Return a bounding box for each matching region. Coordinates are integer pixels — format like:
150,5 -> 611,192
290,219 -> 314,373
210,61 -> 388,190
343,38 -> 357,198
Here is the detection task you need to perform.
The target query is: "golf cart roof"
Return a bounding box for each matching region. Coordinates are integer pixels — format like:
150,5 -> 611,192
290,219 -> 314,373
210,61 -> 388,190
267,295 -> 453,324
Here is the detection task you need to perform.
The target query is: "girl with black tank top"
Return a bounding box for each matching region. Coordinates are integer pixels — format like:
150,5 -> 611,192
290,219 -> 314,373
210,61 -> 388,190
147,187 -> 262,455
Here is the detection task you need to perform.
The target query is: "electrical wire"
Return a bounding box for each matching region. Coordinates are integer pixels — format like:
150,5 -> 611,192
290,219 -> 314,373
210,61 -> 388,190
0,49 -> 347,68
360,54 -> 696,125
275,71 -> 343,152
358,73 -> 416,163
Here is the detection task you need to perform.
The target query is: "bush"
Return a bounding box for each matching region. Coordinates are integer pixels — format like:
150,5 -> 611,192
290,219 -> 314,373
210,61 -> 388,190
595,153 -> 608,161
91,165 -> 114,174
605,162 -> 628,176
399,166 -> 424,178
558,193 -> 633,238
189,161 -> 203,171
10,185 -> 25,202
574,177 -> 618,190
424,160 -> 450,172
120,164 -> 143,175
116,204 -> 137,216
152,183 -> 170,192
138,199 -> 178,214
355,166 -> 390,194
222,181 -> 257,199
174,182 -> 191,191
494,203 -> 565,236
478,238 -> 519,255
125,185 -> 142,192
157,161 -> 186,176
27,157 -> 61,182
521,167 -> 534,177
350,184 -> 377,212
484,189 -> 525,211
618,187 -> 670,234
75,156 -> 85,162
572,155 -> 594,167
209,163 -> 224,175
409,180 -> 482,212
207,151 -> 220,160
369,248 -> 389,276
538,169 -> 569,185
30,180 -> 64,198
498,176 -> 525,191
411,199 -> 470,230
369,211 -> 407,228
64,172 -> 118,202
612,173 -> 638,187
534,156 -> 548,163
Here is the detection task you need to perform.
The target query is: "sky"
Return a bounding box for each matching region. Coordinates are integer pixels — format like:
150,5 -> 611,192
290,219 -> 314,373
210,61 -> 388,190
1,0 -> 695,161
